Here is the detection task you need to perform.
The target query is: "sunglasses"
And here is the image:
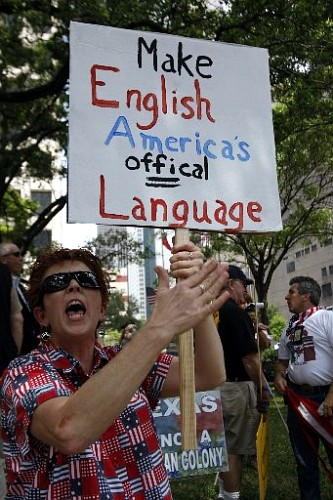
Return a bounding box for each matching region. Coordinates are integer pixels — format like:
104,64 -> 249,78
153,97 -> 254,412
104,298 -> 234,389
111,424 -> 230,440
3,251 -> 21,258
41,271 -> 100,295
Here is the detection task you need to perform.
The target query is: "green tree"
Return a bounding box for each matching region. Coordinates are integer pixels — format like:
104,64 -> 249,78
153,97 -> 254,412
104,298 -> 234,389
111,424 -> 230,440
1,0 -> 332,305
104,290 -> 139,332
193,1 -> 333,319
85,228 -> 154,268
267,304 -> 286,341
0,0 -> 219,252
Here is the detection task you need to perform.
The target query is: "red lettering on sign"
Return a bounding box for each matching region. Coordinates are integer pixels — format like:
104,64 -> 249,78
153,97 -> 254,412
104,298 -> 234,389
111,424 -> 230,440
99,175 -> 262,229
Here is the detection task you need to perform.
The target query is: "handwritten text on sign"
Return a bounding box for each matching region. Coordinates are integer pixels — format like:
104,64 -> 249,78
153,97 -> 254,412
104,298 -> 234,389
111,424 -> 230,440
68,22 -> 281,232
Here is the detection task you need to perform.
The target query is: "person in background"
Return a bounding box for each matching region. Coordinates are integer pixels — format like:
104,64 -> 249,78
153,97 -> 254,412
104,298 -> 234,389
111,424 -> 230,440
243,293 -> 272,351
0,262 -> 23,370
119,321 -> 137,346
1,242 -> 229,499
274,276 -> 333,500
0,262 -> 23,499
0,242 -> 39,354
216,265 -> 271,500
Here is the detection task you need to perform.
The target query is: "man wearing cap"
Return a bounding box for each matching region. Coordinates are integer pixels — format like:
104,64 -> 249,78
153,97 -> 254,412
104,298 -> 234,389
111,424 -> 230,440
216,265 -> 270,500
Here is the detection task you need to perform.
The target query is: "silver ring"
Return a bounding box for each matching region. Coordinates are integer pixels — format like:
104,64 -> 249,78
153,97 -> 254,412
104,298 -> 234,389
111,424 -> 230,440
199,284 -> 205,294
189,252 -> 194,260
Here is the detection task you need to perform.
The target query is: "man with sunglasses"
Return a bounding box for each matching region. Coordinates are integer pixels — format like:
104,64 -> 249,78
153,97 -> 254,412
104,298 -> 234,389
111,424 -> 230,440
0,242 -> 229,499
0,243 -> 38,355
275,276 -> 333,500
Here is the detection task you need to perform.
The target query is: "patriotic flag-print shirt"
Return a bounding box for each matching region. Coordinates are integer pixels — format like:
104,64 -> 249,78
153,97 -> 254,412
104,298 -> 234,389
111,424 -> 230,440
0,340 -> 173,499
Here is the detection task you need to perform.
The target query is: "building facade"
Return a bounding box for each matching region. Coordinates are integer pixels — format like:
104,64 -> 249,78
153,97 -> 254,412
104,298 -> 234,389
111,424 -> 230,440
267,237 -> 333,319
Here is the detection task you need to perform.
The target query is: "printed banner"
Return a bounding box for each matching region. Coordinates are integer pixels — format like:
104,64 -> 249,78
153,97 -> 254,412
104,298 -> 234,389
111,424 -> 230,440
68,22 -> 282,233
153,390 -> 228,479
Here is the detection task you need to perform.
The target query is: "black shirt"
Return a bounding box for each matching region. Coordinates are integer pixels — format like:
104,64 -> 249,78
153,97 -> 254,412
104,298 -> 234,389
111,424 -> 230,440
218,298 -> 258,381
14,279 -> 39,355
0,263 -> 18,375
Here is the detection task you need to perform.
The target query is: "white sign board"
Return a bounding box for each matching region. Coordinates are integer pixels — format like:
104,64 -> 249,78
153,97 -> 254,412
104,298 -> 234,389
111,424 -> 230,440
68,21 -> 282,233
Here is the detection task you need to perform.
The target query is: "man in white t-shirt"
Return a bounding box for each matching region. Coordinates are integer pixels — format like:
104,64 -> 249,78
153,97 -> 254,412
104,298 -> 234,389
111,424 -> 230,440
274,276 -> 333,500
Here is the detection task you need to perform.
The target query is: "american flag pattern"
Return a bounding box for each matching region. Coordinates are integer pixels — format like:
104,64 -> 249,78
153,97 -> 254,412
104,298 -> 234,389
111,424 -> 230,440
0,341 -> 173,499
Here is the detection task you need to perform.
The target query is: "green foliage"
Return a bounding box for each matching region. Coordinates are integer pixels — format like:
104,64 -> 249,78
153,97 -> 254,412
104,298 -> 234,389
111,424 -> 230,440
104,289 -> 140,331
193,0 -> 333,307
0,0 -> 332,302
267,305 -> 286,341
261,347 -> 278,363
99,328 -> 121,346
86,228 -> 154,268
0,189 -> 38,244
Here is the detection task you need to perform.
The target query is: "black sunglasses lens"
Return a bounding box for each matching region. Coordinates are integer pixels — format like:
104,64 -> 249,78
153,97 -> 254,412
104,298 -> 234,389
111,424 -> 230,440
75,271 -> 100,288
42,273 -> 71,293
42,271 -> 100,294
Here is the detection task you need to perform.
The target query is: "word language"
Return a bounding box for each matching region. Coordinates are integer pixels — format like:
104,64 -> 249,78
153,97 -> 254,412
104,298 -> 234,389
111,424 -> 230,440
99,175 -> 263,230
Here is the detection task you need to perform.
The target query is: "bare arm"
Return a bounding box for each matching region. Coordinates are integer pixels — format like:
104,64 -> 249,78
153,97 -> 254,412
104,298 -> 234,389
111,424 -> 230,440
30,259 -> 229,455
162,314 -> 227,397
258,329 -> 271,351
242,352 -> 271,415
10,284 -> 23,353
11,311 -> 24,354
322,384 -> 333,417
242,351 -> 268,389
193,314 -> 227,390
274,359 -> 289,394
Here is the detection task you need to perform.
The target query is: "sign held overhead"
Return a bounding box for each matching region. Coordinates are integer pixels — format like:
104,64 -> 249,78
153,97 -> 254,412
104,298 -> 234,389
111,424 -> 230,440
68,22 -> 282,233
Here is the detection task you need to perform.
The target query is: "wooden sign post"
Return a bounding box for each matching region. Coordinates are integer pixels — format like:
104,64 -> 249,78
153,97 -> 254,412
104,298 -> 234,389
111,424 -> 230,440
175,227 -> 197,450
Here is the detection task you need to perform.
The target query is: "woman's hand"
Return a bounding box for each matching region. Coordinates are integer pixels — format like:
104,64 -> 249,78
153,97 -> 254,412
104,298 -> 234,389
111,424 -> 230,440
149,259 -> 229,343
169,241 -> 203,280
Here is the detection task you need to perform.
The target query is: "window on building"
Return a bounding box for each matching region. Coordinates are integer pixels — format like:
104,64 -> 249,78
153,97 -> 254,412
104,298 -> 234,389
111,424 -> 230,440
295,251 -> 301,258
311,244 -> 317,252
322,267 -> 327,278
33,230 -> 52,249
286,261 -> 295,273
304,247 -> 310,255
329,265 -> 333,275
322,283 -> 332,298
31,190 -> 52,214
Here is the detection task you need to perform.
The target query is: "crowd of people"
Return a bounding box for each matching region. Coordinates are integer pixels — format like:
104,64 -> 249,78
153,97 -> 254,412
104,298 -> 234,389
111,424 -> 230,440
0,239 -> 332,500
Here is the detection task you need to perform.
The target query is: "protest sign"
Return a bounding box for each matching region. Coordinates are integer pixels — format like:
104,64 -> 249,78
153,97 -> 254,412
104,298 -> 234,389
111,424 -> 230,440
153,390 -> 228,479
68,21 -> 281,233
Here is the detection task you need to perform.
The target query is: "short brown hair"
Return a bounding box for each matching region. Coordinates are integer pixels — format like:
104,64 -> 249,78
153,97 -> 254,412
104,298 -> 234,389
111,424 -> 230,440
27,247 -> 110,310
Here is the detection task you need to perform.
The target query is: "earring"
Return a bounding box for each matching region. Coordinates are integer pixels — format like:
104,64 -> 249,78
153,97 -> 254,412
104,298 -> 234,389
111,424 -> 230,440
40,326 -> 51,341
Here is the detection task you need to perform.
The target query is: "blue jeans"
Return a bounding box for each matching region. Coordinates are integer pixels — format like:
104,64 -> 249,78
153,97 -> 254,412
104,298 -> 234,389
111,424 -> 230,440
287,390 -> 333,500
